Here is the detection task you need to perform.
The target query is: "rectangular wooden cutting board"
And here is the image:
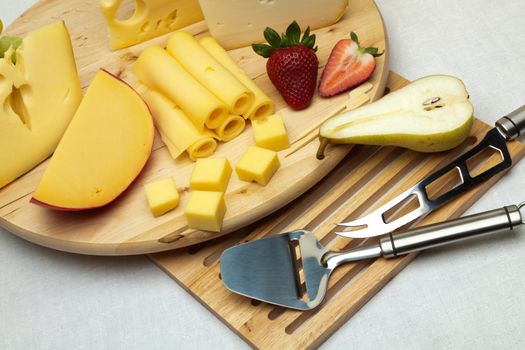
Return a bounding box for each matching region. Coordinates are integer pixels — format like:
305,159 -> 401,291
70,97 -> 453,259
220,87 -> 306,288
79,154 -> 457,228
150,72 -> 525,349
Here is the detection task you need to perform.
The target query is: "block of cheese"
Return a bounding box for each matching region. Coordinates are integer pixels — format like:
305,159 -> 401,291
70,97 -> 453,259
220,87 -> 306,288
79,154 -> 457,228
190,158 -> 232,192
252,114 -> 290,151
198,0 -> 349,49
32,70 -> 154,210
144,177 -> 180,217
185,191 -> 226,232
199,36 -> 274,120
235,146 -> 280,186
99,0 -> 204,50
0,22 -> 82,189
166,31 -> 254,115
214,114 -> 245,142
140,88 -> 217,160
133,45 -> 228,130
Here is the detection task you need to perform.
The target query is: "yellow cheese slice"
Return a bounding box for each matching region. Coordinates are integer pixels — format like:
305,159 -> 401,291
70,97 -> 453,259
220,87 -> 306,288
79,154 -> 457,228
133,45 -> 228,130
99,0 -> 204,50
198,0 -> 348,49
0,22 -> 82,189
214,114 -> 245,142
141,88 -> 217,160
199,36 -> 274,120
32,70 -> 154,210
166,31 -> 254,116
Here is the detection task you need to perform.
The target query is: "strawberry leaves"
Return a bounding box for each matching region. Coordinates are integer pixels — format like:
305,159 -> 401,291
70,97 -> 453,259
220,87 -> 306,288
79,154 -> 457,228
252,21 -> 317,58
350,32 -> 384,57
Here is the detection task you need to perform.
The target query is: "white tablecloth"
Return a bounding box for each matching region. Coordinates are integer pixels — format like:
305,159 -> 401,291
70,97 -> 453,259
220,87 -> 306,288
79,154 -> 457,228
1,1 -> 524,349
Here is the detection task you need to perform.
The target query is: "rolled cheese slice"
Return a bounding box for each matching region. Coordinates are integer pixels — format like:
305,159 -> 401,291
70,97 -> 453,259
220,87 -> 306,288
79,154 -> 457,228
199,36 -> 274,120
132,46 -> 228,130
141,88 -> 217,160
166,31 -> 254,116
214,114 -> 246,142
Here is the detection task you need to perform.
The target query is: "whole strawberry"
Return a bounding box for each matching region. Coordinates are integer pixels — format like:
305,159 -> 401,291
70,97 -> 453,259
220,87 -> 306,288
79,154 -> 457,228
252,21 -> 318,110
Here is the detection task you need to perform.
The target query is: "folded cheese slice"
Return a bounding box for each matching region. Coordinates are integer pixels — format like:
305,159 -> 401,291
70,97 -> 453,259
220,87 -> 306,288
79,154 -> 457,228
199,36 -> 274,120
133,45 -> 228,130
166,31 -> 254,116
141,88 -> 217,160
214,114 -> 245,142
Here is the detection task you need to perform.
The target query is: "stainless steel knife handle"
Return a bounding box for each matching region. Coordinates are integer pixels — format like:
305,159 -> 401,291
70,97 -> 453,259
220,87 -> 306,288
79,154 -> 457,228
379,204 -> 523,258
496,105 -> 525,140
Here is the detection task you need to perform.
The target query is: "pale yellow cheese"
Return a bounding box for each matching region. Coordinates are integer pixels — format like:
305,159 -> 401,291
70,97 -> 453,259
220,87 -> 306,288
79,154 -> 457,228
185,191 -> 226,232
32,70 -> 154,210
0,22 -> 82,189
133,46 -> 228,130
140,88 -> 217,160
252,114 -> 290,151
190,158 -> 232,192
199,36 -> 274,119
214,114 -> 245,142
166,31 -> 254,115
197,0 -> 348,49
235,146 -> 280,186
99,0 -> 204,50
144,177 -> 179,217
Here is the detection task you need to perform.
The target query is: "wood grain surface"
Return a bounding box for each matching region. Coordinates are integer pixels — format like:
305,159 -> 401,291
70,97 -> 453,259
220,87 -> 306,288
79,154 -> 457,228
0,0 -> 388,255
150,72 -> 525,350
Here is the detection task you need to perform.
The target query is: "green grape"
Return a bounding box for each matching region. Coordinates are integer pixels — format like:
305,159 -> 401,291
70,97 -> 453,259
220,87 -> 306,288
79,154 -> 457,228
0,19 -> 3,35
0,36 -> 22,63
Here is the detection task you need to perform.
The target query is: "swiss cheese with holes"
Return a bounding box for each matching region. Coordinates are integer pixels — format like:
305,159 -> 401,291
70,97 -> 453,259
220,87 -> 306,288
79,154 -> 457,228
0,22 -> 82,189
99,0 -> 204,50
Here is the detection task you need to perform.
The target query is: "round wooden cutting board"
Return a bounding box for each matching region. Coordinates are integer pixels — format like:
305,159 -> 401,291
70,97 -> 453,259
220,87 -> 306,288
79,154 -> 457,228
0,0 -> 388,255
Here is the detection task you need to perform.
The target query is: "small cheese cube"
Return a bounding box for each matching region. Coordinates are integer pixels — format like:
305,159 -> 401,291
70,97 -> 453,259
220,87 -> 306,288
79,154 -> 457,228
235,146 -> 280,186
251,114 -> 290,151
185,191 -> 227,232
190,158 -> 232,192
144,177 -> 180,217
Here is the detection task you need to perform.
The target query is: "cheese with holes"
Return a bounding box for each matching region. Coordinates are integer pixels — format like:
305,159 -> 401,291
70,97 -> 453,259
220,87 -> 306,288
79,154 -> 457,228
235,146 -> 280,186
144,177 -> 180,217
185,191 -> 226,232
0,22 -> 82,189
199,36 -> 274,119
252,114 -> 289,151
197,0 -> 348,49
190,158 -> 232,192
99,0 -> 204,50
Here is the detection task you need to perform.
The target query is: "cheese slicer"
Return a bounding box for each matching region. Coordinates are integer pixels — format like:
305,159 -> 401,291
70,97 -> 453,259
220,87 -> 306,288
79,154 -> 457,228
220,203 -> 524,310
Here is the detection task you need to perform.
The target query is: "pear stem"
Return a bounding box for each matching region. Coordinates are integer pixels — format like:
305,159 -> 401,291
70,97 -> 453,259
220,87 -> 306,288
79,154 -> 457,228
316,137 -> 329,160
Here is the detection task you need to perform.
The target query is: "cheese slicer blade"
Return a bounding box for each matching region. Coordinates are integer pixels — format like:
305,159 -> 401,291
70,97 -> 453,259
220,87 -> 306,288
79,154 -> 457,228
220,204 -> 523,310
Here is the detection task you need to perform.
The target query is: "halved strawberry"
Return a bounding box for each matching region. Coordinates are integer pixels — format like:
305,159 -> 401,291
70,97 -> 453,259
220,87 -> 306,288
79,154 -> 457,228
318,32 -> 383,97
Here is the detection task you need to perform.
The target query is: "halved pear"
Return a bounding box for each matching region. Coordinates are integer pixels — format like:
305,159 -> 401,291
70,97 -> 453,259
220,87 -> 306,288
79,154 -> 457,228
318,75 -> 474,158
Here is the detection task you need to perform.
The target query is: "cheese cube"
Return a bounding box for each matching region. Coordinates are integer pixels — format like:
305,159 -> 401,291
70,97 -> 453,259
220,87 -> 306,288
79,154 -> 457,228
144,177 -> 180,217
190,158 -> 232,192
185,191 -> 226,232
251,114 -> 290,151
235,146 -> 280,186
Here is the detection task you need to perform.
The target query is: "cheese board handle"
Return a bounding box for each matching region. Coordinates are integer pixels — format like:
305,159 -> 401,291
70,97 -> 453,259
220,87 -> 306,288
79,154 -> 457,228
496,104 -> 525,140
379,204 -> 524,257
